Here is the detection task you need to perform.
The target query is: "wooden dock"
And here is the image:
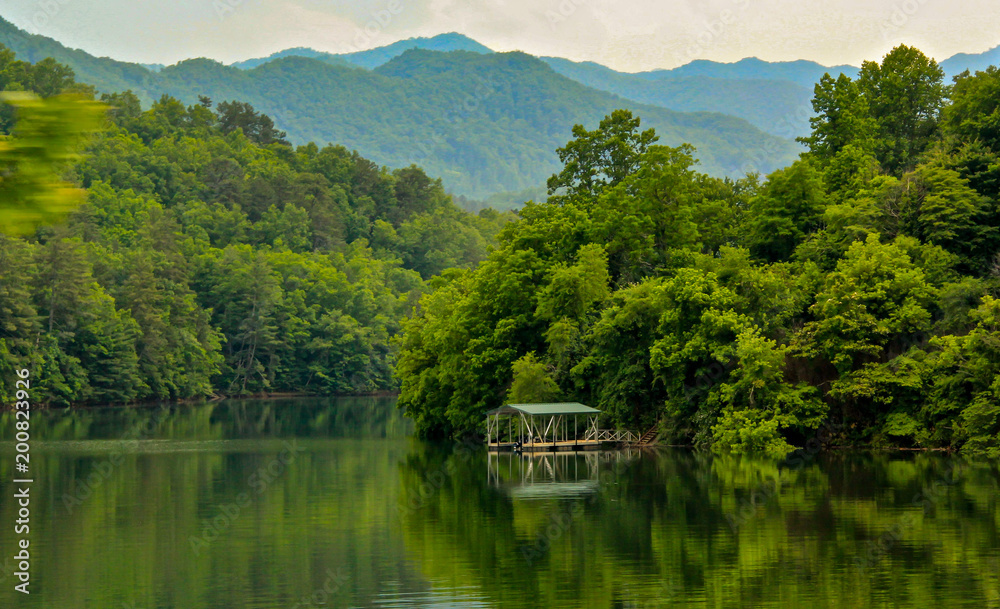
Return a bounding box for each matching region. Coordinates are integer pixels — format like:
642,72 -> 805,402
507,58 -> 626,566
485,403 -> 643,452
487,440 -> 601,452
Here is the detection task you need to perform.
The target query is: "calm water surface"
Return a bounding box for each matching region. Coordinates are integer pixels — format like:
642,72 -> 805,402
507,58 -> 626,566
1,397 -> 998,608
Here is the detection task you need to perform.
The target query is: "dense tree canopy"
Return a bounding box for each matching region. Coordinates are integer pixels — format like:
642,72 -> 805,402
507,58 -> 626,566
3,44 -> 1000,457
0,54 -> 510,406
399,45 -> 1000,456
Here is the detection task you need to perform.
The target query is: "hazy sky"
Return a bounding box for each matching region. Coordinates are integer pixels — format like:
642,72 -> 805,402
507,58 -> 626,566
3,0 -> 999,71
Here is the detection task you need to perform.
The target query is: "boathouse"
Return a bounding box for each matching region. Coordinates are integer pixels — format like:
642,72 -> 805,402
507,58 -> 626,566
485,402 -> 603,451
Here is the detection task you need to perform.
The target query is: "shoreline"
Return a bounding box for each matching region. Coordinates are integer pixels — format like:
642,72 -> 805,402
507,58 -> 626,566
2,391 -> 402,411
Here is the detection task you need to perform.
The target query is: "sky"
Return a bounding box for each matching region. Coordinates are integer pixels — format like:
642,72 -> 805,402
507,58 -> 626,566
2,0 -> 999,71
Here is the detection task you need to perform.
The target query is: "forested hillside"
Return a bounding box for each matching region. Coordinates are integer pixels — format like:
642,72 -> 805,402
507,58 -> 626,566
0,17 -> 800,198
541,57 -> 816,137
398,45 -> 1000,456
641,57 -> 859,89
0,47 -> 510,406
233,32 -> 493,71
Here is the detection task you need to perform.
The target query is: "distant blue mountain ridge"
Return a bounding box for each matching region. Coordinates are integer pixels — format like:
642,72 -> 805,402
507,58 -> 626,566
232,33 -> 493,71
228,33 -> 1000,139
2,15 -> 999,201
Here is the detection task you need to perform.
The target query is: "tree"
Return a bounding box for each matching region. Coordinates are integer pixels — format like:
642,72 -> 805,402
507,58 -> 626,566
799,73 -> 875,162
886,162 -> 996,271
793,234 -> 936,422
547,109 -> 658,198
207,246 -> 283,394
216,100 -> 289,146
801,46 -> 945,176
857,45 -> 946,174
710,328 -> 826,457
945,66 -> 1000,152
0,93 -> 105,235
0,235 -> 39,404
507,352 -> 560,403
745,160 -> 828,262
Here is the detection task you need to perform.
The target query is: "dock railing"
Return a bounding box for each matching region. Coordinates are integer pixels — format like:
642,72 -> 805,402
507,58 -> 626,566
595,429 -> 639,443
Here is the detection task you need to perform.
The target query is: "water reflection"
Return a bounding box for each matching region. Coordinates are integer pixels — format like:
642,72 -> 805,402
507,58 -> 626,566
400,445 -> 1000,609
487,451 -> 644,499
0,399 -> 996,609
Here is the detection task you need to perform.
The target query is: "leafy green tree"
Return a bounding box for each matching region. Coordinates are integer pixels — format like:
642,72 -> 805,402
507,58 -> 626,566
857,45 -> 946,174
217,100 -> 289,146
253,203 -> 312,252
710,328 -> 826,457
0,235 -> 40,403
744,160 -> 828,262
204,246 -> 283,394
943,66 -> 1000,152
507,352 -> 560,403
886,162 -> 996,271
547,109 -> 658,198
921,296 -> 1000,455
535,243 -> 610,321
799,73 -> 875,163
793,234 -> 936,422
0,93 -> 105,235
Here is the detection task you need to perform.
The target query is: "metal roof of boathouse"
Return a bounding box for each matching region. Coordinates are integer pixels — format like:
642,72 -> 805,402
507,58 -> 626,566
485,402 -> 600,416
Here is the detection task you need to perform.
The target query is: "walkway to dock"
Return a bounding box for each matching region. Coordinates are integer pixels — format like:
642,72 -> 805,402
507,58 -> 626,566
485,402 -> 642,452
487,439 -> 600,452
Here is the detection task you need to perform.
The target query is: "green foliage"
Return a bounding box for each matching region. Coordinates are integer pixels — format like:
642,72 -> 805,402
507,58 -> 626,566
0,92 -> 105,234
0,30 -> 800,198
547,109 -> 658,197
710,329 -> 826,458
801,45 -> 946,176
6,42 -> 1000,458
794,234 -> 935,374
800,73 -> 876,162
921,296 -> 1000,455
857,45 -> 946,174
745,160 -> 828,262
216,100 -> 289,146
0,52 -> 504,406
400,58 -> 1000,456
507,352 -> 560,403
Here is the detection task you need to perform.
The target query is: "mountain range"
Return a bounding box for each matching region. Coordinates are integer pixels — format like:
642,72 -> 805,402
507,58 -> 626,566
233,32 -> 493,71
2,16 -> 999,201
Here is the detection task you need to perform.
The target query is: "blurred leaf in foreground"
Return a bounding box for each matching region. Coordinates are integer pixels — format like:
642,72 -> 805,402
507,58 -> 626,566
0,92 -> 104,235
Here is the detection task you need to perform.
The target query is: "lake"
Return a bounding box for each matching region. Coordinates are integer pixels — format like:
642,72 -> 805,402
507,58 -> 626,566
1,397 -> 998,608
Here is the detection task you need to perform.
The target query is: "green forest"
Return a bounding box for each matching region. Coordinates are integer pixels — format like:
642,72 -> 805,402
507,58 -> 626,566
0,44 -> 510,406
4,43 -> 1000,457
398,45 -> 1000,457
0,17 -> 800,198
